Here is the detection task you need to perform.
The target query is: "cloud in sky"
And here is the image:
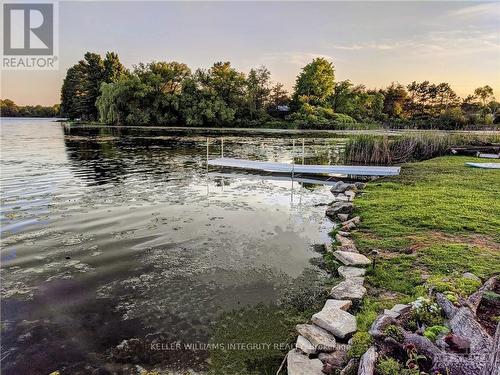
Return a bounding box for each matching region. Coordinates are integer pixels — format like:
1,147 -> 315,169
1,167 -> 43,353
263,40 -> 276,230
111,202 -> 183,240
2,0 -> 499,105
447,2 -> 500,19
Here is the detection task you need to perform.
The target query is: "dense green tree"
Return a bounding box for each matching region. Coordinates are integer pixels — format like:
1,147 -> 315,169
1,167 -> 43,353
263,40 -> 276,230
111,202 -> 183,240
61,51 -> 125,120
268,83 -> 290,108
1,99 -> 58,117
205,62 -> 246,116
0,99 -> 19,116
474,85 -> 494,106
245,66 -> 271,120
292,58 -> 335,107
381,83 -> 409,119
180,71 -> 235,126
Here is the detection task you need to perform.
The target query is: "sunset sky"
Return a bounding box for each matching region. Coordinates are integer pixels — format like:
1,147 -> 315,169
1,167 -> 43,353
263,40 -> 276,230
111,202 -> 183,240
2,0 -> 499,106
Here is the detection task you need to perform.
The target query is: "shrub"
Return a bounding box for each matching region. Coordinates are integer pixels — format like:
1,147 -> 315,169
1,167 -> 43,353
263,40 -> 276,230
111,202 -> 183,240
426,275 -> 481,297
377,356 -> 402,375
348,331 -> 373,358
423,325 -> 449,342
409,297 -> 444,328
384,324 -> 404,343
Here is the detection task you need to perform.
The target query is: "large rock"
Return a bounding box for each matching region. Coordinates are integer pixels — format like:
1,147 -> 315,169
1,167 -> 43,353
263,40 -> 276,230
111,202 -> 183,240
296,324 -> 336,352
358,346 -> 377,375
338,266 -> 366,278
333,251 -> 371,266
384,303 -> 411,318
331,181 -> 357,194
296,335 -> 317,354
368,314 -> 396,339
326,202 -> 354,218
332,193 -> 350,202
354,182 -> 366,190
336,234 -> 356,248
342,216 -> 361,226
319,344 -> 351,372
337,213 -> 349,221
312,304 -> 357,339
324,299 -> 353,311
330,279 -> 366,300
462,272 -> 481,282
345,190 -> 356,202
340,358 -> 359,375
287,349 -> 324,375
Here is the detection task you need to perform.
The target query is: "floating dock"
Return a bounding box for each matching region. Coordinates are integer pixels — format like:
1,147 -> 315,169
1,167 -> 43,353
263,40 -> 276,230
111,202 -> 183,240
208,158 -> 400,176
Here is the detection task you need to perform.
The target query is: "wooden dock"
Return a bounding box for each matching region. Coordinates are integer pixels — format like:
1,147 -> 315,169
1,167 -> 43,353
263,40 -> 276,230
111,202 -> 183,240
208,158 -> 400,177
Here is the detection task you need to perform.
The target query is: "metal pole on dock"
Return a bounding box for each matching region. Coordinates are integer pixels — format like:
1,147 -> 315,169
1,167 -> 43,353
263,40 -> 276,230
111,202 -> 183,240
206,138 -> 209,168
302,138 -> 305,165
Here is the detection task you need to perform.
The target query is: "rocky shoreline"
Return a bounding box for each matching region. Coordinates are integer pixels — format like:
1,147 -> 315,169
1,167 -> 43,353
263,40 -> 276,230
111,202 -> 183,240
285,180 -> 500,375
286,180 -> 371,375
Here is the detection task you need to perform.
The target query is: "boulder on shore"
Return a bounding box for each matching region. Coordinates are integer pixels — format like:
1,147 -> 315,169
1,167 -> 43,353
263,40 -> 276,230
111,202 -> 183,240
324,299 -> 353,311
326,202 -> 354,219
296,324 -> 337,352
296,334 -> 317,354
333,251 -> 371,266
287,349 -> 324,375
330,279 -> 366,300
330,181 -> 357,194
312,304 -> 357,339
338,266 -> 366,278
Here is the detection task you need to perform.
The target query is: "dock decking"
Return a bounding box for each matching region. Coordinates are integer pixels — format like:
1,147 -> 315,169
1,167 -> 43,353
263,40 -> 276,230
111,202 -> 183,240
208,158 -> 401,176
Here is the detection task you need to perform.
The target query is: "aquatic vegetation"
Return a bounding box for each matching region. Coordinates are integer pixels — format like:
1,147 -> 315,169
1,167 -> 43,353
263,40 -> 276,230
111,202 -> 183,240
345,133 -> 500,164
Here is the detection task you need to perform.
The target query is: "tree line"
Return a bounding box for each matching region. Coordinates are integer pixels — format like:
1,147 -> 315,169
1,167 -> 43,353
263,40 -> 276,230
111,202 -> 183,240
0,99 -> 60,117
51,52 -> 500,128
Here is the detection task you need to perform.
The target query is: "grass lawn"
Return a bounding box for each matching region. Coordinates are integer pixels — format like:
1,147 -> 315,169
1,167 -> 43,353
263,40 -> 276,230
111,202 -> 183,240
352,156 -> 500,332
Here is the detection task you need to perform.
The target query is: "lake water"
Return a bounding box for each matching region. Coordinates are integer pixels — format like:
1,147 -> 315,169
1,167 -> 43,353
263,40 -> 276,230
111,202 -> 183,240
1,118 -> 356,374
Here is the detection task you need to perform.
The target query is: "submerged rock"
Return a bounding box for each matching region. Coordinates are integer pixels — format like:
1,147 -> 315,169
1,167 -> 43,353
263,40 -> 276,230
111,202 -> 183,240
287,349 -> 324,375
333,251 -> 371,266
296,324 -> 337,352
338,266 -> 366,278
312,304 -> 357,339
330,279 -> 366,300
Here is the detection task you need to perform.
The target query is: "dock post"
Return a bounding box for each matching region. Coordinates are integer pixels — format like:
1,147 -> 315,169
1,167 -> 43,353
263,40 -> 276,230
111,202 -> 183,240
206,138 -> 209,166
302,138 -> 305,165
221,138 -> 224,158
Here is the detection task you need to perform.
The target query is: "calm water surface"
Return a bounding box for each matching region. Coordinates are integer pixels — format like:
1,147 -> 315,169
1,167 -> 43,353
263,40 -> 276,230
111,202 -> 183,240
1,119 -> 348,374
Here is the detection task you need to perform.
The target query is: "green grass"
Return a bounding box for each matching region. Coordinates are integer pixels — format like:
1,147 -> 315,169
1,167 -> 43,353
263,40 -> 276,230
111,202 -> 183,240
352,155 -> 500,329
